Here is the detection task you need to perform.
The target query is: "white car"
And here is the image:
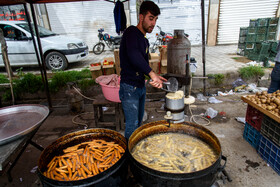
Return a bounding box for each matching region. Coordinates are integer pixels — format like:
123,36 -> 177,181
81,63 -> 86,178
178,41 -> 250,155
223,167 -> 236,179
0,21 -> 89,71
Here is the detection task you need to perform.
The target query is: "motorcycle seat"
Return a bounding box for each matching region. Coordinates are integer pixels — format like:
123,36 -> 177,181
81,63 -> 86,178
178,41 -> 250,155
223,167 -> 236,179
111,35 -> 122,40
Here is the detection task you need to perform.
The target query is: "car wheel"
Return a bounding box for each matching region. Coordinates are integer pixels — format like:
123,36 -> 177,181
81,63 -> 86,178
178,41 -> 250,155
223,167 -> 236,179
93,42 -> 105,55
45,52 -> 68,71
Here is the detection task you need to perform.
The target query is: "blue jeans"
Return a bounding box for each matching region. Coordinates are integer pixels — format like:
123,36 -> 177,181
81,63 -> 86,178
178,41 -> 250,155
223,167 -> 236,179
268,62 -> 280,93
119,83 -> 146,139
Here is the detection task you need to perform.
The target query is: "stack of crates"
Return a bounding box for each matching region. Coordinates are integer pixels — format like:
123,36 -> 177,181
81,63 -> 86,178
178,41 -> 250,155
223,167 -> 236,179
243,104 -> 280,175
258,115 -> 280,175
238,17 -> 279,65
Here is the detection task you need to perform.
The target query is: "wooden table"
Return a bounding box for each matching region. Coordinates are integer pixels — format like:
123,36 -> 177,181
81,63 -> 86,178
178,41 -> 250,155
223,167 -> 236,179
93,95 -> 124,131
241,96 -> 280,123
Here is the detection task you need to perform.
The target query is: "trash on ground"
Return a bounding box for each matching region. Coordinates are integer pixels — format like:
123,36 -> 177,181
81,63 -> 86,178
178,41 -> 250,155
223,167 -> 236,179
246,61 -> 262,67
235,117 -> 246,124
218,90 -> 234,96
219,111 -> 226,116
143,111 -> 148,122
30,166 -> 38,173
246,84 -> 268,93
232,78 -> 247,88
205,108 -> 218,119
102,107 -> 109,111
197,93 -> 207,101
208,97 -> 223,104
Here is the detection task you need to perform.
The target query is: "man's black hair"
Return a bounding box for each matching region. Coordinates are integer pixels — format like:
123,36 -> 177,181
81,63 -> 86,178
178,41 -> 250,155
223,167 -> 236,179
139,1 -> 160,17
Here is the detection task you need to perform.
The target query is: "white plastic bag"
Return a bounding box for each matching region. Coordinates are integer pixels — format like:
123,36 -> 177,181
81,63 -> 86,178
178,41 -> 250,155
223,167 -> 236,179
208,97 -> 223,103
205,108 -> 218,119
197,93 -> 207,101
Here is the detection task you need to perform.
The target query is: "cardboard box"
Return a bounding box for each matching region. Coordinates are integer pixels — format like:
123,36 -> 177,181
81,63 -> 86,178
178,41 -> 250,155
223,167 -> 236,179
149,53 -> 160,60
149,59 -> 160,74
114,49 -> 121,75
89,63 -> 102,79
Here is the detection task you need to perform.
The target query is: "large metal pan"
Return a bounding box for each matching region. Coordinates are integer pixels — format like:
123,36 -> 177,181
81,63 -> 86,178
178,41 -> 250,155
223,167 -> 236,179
0,104 -> 49,145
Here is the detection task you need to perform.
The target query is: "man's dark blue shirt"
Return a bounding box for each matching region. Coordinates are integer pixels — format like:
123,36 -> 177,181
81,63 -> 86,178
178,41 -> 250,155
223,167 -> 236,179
119,26 -> 152,88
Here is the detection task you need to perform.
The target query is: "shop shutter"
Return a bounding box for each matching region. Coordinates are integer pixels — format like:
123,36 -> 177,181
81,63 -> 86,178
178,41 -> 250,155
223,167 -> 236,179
217,0 -> 279,44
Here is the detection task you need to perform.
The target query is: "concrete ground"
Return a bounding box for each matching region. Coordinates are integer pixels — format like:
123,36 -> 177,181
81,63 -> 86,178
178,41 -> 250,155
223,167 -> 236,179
0,92 -> 280,187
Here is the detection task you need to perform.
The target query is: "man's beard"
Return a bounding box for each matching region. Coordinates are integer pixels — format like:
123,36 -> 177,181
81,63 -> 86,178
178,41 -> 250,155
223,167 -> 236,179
142,21 -> 153,33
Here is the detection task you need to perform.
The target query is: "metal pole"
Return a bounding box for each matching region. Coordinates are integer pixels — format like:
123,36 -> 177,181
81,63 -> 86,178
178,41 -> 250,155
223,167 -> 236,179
201,0 -> 206,95
23,3 -> 45,83
29,3 -> 52,108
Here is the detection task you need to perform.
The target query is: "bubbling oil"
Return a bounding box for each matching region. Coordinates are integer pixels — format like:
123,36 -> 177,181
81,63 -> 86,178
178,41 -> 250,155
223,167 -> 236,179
131,133 -> 218,173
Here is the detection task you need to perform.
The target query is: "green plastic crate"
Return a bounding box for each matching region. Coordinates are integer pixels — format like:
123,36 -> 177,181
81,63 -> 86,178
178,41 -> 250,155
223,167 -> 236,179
238,43 -> 246,49
266,32 -> 276,41
246,34 -> 256,42
256,26 -> 267,34
268,17 -> 279,26
240,27 -> 248,36
254,42 -> 262,53
267,26 -> 277,33
249,19 -> 258,27
247,27 -> 257,34
245,42 -> 255,49
257,18 -> 269,27
271,42 -> 278,53
248,53 -> 260,61
260,42 -> 271,54
239,36 -> 246,43
256,34 -> 266,42
244,48 -> 254,56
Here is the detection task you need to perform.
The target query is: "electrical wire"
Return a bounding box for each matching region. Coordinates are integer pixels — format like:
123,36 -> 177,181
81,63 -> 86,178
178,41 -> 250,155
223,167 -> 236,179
187,75 -> 211,126
70,86 -> 96,129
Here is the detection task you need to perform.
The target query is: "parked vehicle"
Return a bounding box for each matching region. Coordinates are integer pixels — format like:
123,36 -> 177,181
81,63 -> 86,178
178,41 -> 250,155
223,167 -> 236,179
150,26 -> 173,53
0,21 -> 89,71
93,28 -> 121,55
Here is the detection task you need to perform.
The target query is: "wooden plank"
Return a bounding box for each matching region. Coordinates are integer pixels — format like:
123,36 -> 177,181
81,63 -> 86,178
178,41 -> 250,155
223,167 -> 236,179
241,96 -> 280,123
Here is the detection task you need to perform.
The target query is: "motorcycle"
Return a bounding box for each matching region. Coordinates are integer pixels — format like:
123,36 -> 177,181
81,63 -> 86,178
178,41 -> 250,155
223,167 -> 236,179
92,28 -> 122,55
150,26 -> 173,53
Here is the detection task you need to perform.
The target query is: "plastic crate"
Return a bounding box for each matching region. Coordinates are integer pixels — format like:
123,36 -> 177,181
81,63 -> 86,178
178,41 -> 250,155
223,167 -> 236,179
245,42 -> 255,50
247,27 -> 257,34
267,26 -> 277,33
256,34 -> 266,42
271,42 -> 278,53
239,36 -> 246,43
257,18 -> 269,27
257,135 -> 280,175
244,48 -> 254,56
268,17 -> 279,26
261,115 -> 280,147
266,32 -> 276,41
239,27 -> 248,36
238,43 -> 246,50
254,42 -> 262,53
243,122 -> 261,149
248,53 -> 259,61
249,19 -> 258,27
245,105 -> 264,131
260,42 -> 271,54
246,34 -> 256,42
256,26 -> 267,34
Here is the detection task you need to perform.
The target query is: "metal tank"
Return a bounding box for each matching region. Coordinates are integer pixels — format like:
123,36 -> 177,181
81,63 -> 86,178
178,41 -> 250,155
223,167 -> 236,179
167,30 -> 191,75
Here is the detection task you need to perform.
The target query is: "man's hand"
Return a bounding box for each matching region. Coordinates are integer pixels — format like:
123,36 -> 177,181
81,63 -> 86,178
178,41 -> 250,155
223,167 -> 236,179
149,71 -> 167,88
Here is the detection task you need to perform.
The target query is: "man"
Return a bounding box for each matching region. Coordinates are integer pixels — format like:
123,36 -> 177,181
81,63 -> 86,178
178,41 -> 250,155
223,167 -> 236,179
268,39 -> 280,93
119,0 -> 167,139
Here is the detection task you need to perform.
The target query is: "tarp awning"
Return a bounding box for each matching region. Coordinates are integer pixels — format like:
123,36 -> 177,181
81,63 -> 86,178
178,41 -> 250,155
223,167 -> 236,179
0,0 -> 128,6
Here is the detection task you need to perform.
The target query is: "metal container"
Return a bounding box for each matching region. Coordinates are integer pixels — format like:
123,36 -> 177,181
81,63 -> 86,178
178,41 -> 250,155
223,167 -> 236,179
128,121 -> 226,187
37,128 -> 128,187
165,95 -> 184,111
167,30 -> 191,75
